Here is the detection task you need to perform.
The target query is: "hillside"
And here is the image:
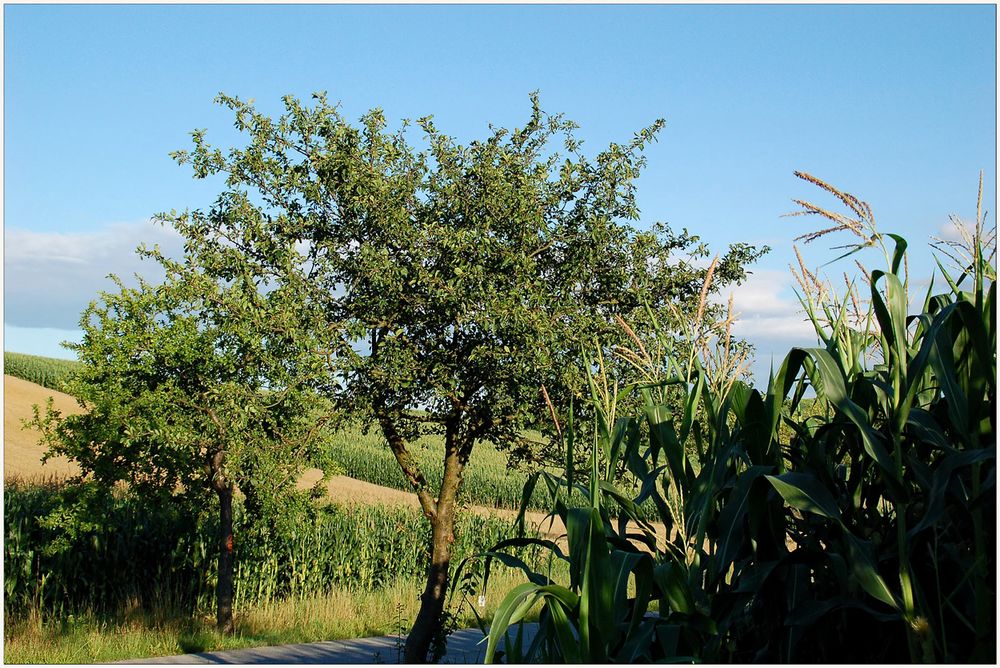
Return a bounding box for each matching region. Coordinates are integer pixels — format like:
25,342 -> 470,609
2,375 -> 568,540
4,375 -> 81,480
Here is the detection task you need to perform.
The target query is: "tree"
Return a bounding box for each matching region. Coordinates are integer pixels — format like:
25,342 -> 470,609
165,92 -> 765,660
32,243 -> 328,633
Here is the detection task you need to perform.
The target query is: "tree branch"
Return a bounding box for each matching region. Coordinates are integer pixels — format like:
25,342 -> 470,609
376,408 -> 438,519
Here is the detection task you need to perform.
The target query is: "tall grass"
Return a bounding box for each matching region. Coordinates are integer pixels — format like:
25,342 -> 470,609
3,567 -> 541,664
4,352 -> 80,391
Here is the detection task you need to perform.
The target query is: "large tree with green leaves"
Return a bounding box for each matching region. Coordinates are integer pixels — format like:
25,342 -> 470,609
32,243 -> 328,633
164,92 -> 765,660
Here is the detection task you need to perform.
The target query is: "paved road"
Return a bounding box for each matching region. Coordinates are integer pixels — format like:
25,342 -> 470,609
117,625 -> 538,664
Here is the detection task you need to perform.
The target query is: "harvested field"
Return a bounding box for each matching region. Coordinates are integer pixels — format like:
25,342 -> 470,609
4,375 -> 81,480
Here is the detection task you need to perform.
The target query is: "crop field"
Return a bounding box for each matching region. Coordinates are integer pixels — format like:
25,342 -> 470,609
3,352 -> 80,393
319,424 -> 579,511
4,479 -> 538,616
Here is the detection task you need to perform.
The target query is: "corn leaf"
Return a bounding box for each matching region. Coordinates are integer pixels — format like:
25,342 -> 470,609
766,472 -> 843,522
844,532 -> 900,610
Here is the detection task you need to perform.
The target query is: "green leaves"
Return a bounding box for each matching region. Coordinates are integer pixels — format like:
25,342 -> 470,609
843,533 -> 900,610
496,197 -> 993,661
765,473 -> 901,611
485,582 -> 579,663
765,472 -> 842,521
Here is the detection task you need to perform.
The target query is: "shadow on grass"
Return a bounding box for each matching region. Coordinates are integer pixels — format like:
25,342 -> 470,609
176,623 -> 326,657
176,628 -> 214,654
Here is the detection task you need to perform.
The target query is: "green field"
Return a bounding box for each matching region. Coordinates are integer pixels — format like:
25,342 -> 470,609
318,424 -> 576,511
3,352 -> 80,392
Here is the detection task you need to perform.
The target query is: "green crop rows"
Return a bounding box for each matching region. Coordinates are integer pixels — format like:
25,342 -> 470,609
4,480 -> 537,619
319,425 -> 586,512
4,352 -> 80,392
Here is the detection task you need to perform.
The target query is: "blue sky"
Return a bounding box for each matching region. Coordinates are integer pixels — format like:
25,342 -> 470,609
4,4 -> 996,385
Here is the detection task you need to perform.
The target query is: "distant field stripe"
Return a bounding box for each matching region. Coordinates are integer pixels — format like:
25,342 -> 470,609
4,352 -> 81,392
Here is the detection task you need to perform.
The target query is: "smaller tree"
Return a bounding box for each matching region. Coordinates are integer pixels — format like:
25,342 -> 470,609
32,243 -> 328,633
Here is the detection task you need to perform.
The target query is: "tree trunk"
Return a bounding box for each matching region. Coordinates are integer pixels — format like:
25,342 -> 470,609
378,406 -> 468,663
215,484 -> 235,634
404,505 -> 456,663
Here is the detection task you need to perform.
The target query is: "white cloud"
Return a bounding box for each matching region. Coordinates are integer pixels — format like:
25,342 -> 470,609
719,268 -> 816,343
733,313 -> 816,341
710,268 -> 821,388
4,220 -> 184,329
936,217 -> 976,243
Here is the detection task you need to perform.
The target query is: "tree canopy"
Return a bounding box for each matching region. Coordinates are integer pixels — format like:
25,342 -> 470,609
32,242 -> 328,632
161,91 -> 766,660
168,92 -> 764,461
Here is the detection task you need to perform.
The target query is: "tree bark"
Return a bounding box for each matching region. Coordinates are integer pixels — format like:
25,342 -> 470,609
215,483 -> 235,635
377,401 -> 471,663
204,414 -> 236,635
403,420 -> 466,663
404,509 -> 456,663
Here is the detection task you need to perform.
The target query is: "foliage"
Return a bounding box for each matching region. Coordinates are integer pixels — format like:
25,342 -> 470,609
4,479 -> 213,620
30,254 -> 327,503
4,352 -> 80,392
483,174 -> 995,663
164,91 -> 766,659
26,240 -> 330,632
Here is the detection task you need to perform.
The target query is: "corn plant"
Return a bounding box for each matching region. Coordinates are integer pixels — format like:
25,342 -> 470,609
4,479 -> 214,621
4,477 -> 536,627
483,174 -> 995,662
477,261 -> 762,662
758,173 -> 996,662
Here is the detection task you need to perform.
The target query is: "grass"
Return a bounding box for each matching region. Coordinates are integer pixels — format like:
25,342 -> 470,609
3,567 -> 545,664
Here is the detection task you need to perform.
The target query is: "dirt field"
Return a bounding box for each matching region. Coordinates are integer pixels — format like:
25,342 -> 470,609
4,375 -> 82,480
